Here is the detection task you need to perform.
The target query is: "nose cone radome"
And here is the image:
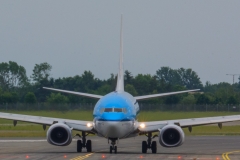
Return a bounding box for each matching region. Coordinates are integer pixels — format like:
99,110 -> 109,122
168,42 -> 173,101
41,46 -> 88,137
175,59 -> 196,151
96,121 -> 134,139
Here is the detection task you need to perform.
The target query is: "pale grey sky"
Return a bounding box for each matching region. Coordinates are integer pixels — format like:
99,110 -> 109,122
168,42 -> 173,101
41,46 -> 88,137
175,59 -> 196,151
1,1 -> 240,84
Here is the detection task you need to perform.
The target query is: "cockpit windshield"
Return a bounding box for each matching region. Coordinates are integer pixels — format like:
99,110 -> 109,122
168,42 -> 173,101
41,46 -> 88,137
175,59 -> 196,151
101,108 -> 127,113
104,108 -> 113,112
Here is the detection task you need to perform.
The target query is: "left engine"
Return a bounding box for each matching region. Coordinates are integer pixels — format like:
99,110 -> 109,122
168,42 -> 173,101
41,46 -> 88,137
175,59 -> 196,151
47,123 -> 72,146
159,124 -> 185,147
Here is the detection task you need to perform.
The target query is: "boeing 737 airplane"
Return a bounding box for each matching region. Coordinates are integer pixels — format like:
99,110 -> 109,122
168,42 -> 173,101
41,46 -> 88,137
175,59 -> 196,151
1,16 -> 240,154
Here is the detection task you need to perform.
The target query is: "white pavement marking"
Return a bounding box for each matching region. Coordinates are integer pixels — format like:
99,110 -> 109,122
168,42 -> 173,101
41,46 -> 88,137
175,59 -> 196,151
0,140 -> 47,142
0,139 -> 98,142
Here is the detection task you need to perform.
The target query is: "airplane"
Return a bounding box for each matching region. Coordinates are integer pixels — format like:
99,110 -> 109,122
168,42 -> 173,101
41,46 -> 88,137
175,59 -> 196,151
1,16 -> 240,154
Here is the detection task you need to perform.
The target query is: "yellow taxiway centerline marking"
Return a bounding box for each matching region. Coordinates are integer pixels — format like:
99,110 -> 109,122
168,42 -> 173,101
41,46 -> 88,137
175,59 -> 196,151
70,148 -> 109,160
222,150 -> 240,160
70,153 -> 93,160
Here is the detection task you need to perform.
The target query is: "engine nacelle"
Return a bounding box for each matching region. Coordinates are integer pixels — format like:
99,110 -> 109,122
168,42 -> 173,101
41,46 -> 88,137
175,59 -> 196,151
47,123 -> 72,146
159,124 -> 185,147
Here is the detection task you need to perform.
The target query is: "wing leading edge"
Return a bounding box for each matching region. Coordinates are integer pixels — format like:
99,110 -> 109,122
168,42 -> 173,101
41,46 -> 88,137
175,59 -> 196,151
138,115 -> 240,133
135,89 -> 200,100
0,112 -> 94,132
43,87 -> 103,99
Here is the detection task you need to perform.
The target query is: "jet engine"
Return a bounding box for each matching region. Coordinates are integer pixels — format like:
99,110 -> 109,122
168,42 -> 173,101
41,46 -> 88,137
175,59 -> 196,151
159,124 -> 185,147
47,123 -> 72,146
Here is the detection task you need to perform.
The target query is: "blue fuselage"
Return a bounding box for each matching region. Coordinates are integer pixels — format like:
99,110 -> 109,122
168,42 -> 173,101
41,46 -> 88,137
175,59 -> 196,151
93,91 -> 139,139
93,91 -> 139,121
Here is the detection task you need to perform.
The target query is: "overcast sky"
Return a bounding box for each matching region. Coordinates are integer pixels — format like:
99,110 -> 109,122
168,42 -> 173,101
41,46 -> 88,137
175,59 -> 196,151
1,1 -> 240,84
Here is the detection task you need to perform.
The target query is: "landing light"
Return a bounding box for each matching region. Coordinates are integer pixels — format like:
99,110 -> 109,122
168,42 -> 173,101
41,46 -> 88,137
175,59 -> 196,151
140,123 -> 145,129
87,123 -> 93,128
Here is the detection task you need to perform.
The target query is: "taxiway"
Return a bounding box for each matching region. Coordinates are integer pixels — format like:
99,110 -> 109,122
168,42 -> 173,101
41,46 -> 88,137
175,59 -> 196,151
0,136 -> 239,160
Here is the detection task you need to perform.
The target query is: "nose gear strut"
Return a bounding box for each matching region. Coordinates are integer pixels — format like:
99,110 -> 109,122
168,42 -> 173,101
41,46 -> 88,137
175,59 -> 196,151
109,138 -> 118,154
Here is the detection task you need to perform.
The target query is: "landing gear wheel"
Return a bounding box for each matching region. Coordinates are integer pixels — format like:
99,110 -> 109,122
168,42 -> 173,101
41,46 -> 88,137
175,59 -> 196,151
110,146 -> 113,153
142,141 -> 147,153
151,141 -> 157,153
86,140 -> 92,152
114,146 -> 117,154
77,140 -> 82,152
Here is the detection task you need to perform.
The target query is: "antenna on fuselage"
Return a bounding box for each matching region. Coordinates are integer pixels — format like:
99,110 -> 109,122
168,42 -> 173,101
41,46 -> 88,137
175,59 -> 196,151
115,14 -> 124,92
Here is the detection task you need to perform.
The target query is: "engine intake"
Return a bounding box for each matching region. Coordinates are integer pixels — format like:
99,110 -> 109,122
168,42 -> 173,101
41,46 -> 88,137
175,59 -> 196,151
159,124 -> 184,147
47,123 -> 72,146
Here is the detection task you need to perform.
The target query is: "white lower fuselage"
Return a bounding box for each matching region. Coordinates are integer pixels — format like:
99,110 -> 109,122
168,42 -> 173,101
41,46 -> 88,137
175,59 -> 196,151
95,120 -> 138,139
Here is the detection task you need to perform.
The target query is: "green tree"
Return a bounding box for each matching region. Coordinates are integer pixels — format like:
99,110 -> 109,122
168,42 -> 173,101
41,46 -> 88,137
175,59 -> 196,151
177,68 -> 203,89
67,95 -> 81,103
165,95 -> 180,105
0,87 -> 2,103
226,96 -> 238,105
80,71 -> 99,92
180,94 -> 196,104
0,61 -> 28,91
156,67 -> 203,90
213,97 -> 223,104
24,92 -> 37,104
196,94 -> 210,104
125,84 -> 138,96
156,67 -> 181,85
163,85 -> 186,105
204,82 -> 233,104
95,84 -> 112,95
1,92 -> 18,103
34,78 -> 54,102
124,70 -> 133,85
53,73 -> 100,103
31,62 -> 52,82
11,92 -> 18,103
47,93 -> 69,104
47,93 -> 69,111
134,74 -> 157,95
107,73 -> 117,91
1,92 -> 12,103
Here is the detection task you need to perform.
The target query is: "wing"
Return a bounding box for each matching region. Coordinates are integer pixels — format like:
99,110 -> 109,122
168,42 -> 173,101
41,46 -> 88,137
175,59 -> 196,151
0,112 -> 94,132
43,87 -> 103,99
135,89 -> 200,100
138,115 -> 240,133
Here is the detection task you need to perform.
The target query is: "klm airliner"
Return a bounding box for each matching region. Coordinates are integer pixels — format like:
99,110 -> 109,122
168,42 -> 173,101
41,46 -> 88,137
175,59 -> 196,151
1,16 -> 240,154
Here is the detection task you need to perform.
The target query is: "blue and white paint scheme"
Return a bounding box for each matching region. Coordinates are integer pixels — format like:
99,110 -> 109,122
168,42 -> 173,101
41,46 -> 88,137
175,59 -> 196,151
1,15 -> 240,154
93,91 -> 139,139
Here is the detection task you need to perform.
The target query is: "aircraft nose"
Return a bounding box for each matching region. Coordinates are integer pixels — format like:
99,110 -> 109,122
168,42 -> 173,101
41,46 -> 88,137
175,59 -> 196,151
97,121 -> 133,139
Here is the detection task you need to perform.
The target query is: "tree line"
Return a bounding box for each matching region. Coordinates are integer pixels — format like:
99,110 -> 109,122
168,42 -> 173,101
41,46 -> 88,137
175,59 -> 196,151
0,61 -> 240,106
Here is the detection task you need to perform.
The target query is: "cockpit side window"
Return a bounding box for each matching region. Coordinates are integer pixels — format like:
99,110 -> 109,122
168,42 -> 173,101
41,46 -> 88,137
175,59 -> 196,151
100,108 -> 104,113
104,108 -> 113,112
122,108 -> 127,113
103,108 -> 127,113
114,108 -> 122,112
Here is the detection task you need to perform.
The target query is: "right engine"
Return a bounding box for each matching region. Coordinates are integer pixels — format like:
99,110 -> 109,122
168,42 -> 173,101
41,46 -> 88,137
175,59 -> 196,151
47,123 -> 72,146
159,124 -> 185,147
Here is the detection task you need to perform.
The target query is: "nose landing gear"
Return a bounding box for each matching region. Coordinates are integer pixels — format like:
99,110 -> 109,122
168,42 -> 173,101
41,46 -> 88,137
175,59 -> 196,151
109,138 -> 118,154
